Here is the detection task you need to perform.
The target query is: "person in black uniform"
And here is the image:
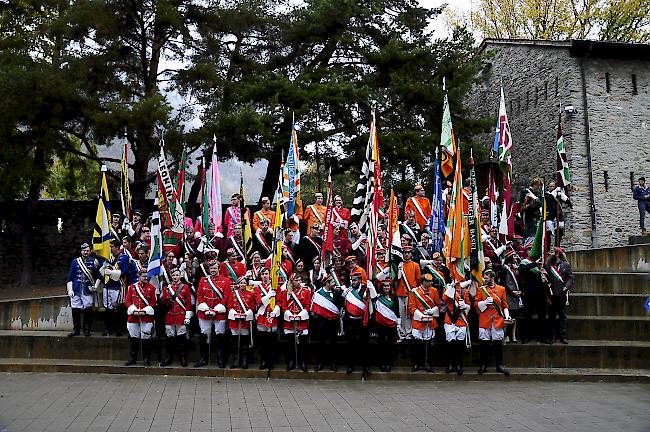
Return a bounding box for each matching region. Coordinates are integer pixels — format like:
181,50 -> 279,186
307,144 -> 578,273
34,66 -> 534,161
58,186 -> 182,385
372,279 -> 400,372
310,273 -> 343,371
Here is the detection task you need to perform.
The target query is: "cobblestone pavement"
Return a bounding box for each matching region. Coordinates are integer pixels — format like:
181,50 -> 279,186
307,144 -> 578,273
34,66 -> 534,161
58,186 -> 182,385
0,373 -> 648,432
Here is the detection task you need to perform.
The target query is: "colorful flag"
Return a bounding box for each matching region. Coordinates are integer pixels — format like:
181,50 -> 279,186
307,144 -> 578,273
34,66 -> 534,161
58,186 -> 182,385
443,141 -> 466,281
468,151 -> 485,284
147,197 -> 162,291
497,84 -> 514,238
239,170 -> 253,264
198,157 -> 208,236
528,184 -> 547,260
209,139 -> 223,232
170,147 -> 187,235
440,77 -> 456,178
92,165 -> 111,260
492,111 -> 500,157
321,168 -> 334,262
270,170 -> 284,295
351,111 -> 379,233
428,147 -> 445,252
119,141 -> 131,221
387,189 -> 403,279
283,122 -> 301,218
556,113 -> 571,189
488,167 -> 499,228
157,145 -> 174,229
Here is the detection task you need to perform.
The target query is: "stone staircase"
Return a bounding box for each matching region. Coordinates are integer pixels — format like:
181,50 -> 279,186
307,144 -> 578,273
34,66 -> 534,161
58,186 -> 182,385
0,244 -> 648,381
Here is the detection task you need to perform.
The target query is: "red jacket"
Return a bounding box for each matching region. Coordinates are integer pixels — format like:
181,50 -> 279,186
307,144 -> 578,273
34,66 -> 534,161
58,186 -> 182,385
220,260 -> 247,285
280,285 -> 311,332
125,282 -> 157,324
254,282 -> 280,328
161,283 -> 192,325
227,288 -> 256,331
196,275 -> 231,320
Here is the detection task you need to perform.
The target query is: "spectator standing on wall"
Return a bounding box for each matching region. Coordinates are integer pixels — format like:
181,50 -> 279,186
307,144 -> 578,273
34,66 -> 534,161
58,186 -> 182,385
633,177 -> 650,235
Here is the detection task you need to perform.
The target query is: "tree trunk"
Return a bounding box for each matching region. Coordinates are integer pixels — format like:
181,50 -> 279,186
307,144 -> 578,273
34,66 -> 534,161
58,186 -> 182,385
259,150 -> 282,204
20,147 -> 46,288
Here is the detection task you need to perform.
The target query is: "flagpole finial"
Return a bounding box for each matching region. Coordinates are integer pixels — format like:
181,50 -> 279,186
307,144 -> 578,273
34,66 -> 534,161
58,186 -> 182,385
101,165 -> 107,172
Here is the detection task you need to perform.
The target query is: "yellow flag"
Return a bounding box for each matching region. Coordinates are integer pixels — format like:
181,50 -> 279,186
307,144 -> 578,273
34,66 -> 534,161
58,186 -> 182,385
92,166 -> 111,260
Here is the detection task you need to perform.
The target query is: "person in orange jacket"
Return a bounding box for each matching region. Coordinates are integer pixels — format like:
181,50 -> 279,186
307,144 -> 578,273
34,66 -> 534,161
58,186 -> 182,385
405,183 -> 431,230
396,246 -> 422,340
475,268 -> 512,375
407,273 -> 440,372
442,280 -> 471,375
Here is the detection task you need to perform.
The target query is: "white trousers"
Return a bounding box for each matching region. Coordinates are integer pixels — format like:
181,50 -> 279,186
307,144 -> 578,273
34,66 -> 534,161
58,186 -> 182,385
198,318 -> 226,335
479,325 -> 504,341
444,323 -> 467,342
412,325 -> 435,341
398,297 -> 412,337
103,289 -> 119,310
165,324 -> 187,337
71,293 -> 93,309
127,322 -> 154,339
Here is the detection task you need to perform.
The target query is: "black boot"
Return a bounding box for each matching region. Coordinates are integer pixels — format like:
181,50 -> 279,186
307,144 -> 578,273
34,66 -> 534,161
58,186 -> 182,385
142,339 -> 152,366
82,307 -> 93,336
258,332 -> 268,370
125,337 -> 139,366
494,340 -> 509,375
241,345 -> 249,369
194,334 -> 208,367
68,309 -> 81,337
411,340 -> 421,372
478,341 -> 489,375
177,336 -> 188,367
217,334 -> 227,368
102,309 -> 113,336
160,337 -> 174,366
298,335 -> 308,372
456,341 -> 465,376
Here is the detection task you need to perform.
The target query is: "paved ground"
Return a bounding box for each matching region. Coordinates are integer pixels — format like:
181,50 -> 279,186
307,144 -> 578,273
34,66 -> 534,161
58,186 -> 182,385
0,373 -> 648,432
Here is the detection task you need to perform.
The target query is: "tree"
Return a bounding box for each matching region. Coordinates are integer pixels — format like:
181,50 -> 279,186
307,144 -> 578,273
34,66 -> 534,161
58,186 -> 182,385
182,0 -> 487,202
471,0 -> 650,42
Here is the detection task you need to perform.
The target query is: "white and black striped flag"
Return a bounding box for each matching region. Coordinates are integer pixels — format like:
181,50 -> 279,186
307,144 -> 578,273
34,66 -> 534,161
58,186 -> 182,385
351,113 -> 378,234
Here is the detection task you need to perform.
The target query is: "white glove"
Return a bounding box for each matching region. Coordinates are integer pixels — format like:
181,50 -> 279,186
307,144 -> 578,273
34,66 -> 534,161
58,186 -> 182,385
99,267 -> 108,277
367,281 -> 378,299
495,245 -> 506,256
108,269 -> 121,281
504,308 -> 511,321
425,307 -> 439,317
298,309 -> 309,320
205,310 -> 215,318
481,233 -> 489,242
66,281 -> 74,298
459,280 -> 472,289
197,302 -> 209,312
215,303 -> 226,314
127,304 -> 137,315
143,306 -> 154,316
228,309 -> 237,320
413,309 -> 430,322
444,284 -> 455,300
184,318 -> 190,325
268,289 -> 276,297
244,309 -> 254,321
185,311 -> 194,320
261,295 -> 271,306
477,300 -> 488,312
92,279 -> 101,292
270,305 -> 280,318
485,296 -> 494,305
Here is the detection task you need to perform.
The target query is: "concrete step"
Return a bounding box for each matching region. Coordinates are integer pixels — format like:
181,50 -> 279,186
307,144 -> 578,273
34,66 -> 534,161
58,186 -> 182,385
1,331 -> 649,369
0,358 -> 648,383
568,293 -> 649,317
572,272 -> 650,295
567,244 -> 650,273
568,315 -> 650,341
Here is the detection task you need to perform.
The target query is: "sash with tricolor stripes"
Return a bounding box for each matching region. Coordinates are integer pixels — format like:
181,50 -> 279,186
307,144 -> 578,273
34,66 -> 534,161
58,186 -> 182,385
304,236 -> 322,255
206,277 -> 224,299
430,267 -> 447,287
289,289 -> 305,312
167,285 -> 186,310
229,238 -> 245,261
480,285 -> 504,317
374,295 -> 398,327
224,262 -> 238,281
549,265 -> 565,285
234,289 -> 247,312
134,283 -> 149,306
255,231 -> 272,255
312,288 -> 339,319
412,287 -> 433,310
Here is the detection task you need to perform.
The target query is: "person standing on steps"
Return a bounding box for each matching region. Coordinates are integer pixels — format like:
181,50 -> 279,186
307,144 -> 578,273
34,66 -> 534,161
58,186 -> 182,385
475,268 -> 511,376
253,267 -> 281,370
160,268 -> 193,367
124,268 -> 156,366
545,247 -> 574,345
66,243 -> 101,337
408,273 -> 440,372
101,239 -> 130,337
633,176 -> 650,235
227,276 -> 255,369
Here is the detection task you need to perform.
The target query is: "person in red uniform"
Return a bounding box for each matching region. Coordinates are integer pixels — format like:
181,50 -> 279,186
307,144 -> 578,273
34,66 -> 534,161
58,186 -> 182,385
408,273 -> 440,372
442,281 -> 471,375
160,267 -> 193,367
280,273 -> 312,371
372,278 -> 400,372
124,268 -> 157,366
194,261 -> 231,368
221,248 -> 246,285
475,268 -> 511,375
227,276 -> 255,369
332,195 -> 351,232
253,267 -> 281,370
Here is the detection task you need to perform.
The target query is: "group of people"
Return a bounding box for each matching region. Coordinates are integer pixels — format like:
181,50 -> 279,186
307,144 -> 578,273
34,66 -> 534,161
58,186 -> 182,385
66,180 -> 574,375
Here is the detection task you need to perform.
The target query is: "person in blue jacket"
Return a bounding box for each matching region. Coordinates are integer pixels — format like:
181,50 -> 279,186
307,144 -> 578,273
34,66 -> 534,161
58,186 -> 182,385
66,243 -> 101,337
633,177 -> 650,235
101,239 -> 130,336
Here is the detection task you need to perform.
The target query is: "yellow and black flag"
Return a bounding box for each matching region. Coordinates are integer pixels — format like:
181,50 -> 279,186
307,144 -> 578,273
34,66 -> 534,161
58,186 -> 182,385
239,170 -> 253,265
93,165 -> 111,260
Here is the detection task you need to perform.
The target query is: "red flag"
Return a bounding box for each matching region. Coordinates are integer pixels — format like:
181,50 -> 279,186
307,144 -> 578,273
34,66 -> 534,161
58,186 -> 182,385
321,170 -> 334,262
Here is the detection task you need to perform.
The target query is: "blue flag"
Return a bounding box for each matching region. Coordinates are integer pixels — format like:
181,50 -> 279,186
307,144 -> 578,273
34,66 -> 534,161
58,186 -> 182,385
644,296 -> 650,314
428,147 -> 445,252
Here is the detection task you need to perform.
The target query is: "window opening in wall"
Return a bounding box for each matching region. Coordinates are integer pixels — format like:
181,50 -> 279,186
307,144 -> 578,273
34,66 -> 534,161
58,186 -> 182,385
555,76 -> 559,97
604,171 -> 609,192
605,73 -> 610,93
544,81 -> 548,100
632,74 -> 638,95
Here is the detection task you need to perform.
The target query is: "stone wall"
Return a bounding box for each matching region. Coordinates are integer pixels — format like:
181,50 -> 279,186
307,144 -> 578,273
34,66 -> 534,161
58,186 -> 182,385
465,40 -> 650,249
